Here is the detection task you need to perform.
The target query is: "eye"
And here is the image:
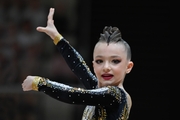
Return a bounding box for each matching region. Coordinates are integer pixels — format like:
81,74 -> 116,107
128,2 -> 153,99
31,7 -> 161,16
95,59 -> 103,64
112,59 -> 121,64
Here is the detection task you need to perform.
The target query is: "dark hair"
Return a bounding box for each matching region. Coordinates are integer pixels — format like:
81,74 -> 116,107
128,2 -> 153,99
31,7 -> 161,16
98,26 -> 132,60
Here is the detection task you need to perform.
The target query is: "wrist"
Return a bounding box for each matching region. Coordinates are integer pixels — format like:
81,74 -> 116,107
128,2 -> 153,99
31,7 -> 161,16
53,34 -> 63,45
32,76 -> 41,91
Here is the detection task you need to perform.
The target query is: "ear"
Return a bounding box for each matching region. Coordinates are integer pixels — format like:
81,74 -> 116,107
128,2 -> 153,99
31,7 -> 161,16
126,61 -> 134,74
92,61 -> 95,68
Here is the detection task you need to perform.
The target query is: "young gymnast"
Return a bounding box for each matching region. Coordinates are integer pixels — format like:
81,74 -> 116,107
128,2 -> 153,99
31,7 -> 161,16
22,8 -> 134,120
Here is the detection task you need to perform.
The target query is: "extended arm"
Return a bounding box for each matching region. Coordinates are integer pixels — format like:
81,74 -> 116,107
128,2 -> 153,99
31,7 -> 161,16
31,76 -> 123,106
22,76 -> 128,119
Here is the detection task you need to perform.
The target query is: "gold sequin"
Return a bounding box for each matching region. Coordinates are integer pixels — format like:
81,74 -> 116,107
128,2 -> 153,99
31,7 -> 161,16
53,34 -> 63,45
32,76 -> 41,91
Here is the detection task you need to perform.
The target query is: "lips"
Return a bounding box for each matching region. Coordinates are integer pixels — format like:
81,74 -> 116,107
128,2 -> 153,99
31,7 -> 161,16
101,74 -> 113,80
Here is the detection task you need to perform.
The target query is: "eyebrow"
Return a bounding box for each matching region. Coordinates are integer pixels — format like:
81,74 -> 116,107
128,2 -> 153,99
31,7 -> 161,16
95,55 -> 122,59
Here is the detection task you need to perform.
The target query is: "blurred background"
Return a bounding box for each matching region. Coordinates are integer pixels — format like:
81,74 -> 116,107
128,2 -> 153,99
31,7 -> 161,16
0,0 -> 169,120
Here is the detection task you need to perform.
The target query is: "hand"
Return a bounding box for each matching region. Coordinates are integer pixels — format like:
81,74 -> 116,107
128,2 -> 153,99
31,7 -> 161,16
22,76 -> 35,91
36,8 -> 60,40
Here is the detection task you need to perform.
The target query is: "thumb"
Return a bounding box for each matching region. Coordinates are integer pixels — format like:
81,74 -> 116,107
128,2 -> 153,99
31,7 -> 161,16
36,27 -> 47,33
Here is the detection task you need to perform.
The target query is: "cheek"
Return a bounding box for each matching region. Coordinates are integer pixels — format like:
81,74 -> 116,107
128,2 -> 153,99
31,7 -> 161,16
93,65 -> 101,75
113,67 -> 121,74
113,65 -> 126,74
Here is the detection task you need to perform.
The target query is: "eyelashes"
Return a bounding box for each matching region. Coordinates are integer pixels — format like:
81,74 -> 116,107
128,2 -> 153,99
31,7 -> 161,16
112,60 -> 121,64
95,59 -> 121,64
95,60 -> 103,64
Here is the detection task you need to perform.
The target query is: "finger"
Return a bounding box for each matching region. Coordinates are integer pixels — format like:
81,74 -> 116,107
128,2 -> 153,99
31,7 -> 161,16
23,88 -> 30,91
36,27 -> 46,32
23,88 -> 28,91
48,8 -> 55,21
22,82 -> 25,86
22,85 -> 30,91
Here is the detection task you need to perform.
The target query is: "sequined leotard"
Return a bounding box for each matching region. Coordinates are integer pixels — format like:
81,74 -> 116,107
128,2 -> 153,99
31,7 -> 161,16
36,39 -> 129,120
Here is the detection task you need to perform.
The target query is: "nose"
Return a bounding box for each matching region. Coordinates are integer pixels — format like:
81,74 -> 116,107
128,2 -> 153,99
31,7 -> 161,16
103,62 -> 111,72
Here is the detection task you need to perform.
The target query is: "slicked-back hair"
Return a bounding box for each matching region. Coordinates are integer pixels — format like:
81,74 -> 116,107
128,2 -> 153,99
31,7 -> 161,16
98,26 -> 132,60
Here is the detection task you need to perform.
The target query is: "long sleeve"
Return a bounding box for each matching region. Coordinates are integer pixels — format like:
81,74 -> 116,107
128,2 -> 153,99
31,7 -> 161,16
35,38 -> 130,119
37,77 -> 124,107
56,39 -> 98,89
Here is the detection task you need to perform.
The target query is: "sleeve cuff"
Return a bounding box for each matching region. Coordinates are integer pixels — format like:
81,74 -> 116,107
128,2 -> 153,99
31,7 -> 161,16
32,76 -> 41,91
53,34 -> 63,45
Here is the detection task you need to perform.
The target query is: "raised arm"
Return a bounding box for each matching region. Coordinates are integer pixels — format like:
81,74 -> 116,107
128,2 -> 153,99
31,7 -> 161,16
56,38 -> 97,89
36,8 -> 97,89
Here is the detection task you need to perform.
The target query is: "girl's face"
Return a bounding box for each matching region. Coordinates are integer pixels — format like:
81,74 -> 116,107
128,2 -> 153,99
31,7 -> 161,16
93,42 -> 133,88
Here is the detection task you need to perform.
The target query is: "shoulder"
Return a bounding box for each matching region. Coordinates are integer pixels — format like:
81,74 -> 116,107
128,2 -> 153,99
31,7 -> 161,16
107,86 -> 127,101
120,87 -> 132,113
126,92 -> 132,112
107,86 -> 126,95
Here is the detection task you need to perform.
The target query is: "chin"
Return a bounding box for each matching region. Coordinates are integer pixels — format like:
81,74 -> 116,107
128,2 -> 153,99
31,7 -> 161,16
99,81 -> 113,87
